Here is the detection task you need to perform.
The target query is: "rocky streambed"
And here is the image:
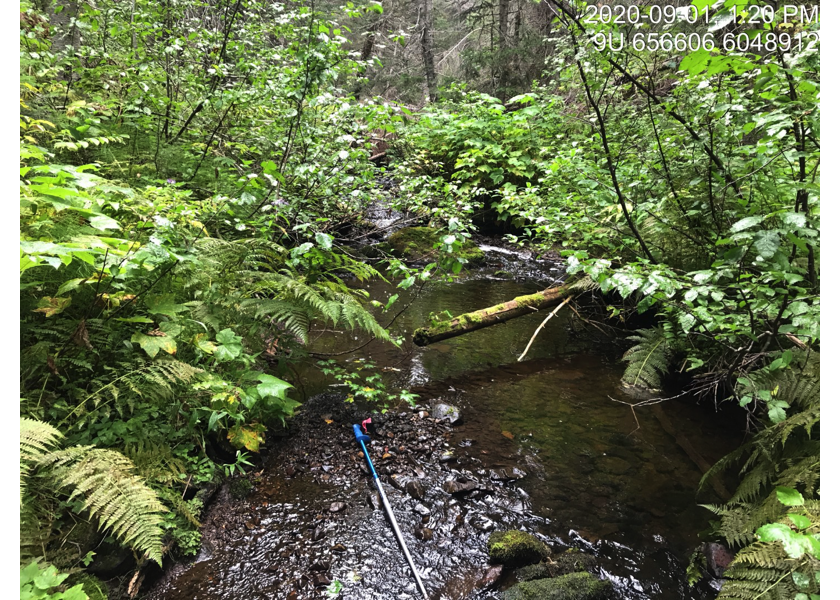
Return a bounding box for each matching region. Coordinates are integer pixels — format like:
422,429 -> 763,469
144,386 -> 725,599
143,242 -> 736,600
145,394 -> 555,599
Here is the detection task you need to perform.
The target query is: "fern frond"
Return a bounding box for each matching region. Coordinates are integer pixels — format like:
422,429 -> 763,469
621,327 -> 672,390
20,417 -> 63,504
43,446 -> 166,565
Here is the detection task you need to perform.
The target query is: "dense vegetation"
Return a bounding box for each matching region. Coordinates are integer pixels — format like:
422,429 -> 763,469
20,0 -> 818,598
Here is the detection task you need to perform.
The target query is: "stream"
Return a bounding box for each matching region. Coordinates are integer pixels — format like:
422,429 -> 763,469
145,243 -> 739,600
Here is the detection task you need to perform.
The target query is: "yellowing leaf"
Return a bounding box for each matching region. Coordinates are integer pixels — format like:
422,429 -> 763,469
501,430 -> 515,440
130,332 -> 177,358
33,296 -> 71,317
228,424 -> 266,452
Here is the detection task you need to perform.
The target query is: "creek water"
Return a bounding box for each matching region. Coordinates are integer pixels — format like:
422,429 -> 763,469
146,245 -> 738,600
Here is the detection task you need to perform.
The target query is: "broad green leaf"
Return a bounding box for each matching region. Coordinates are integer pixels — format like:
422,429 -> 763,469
754,230 -> 781,259
255,374 -> 294,399
315,232 -> 333,250
131,332 -> 177,358
145,295 -> 187,318
115,316 -> 154,323
731,216 -> 764,232
679,313 -> 696,332
89,214 -> 121,230
788,514 -> 812,529
776,486 -> 805,507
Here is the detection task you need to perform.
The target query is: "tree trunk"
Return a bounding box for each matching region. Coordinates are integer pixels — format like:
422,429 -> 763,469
497,0 -> 510,101
418,0 -> 437,103
412,283 -> 575,346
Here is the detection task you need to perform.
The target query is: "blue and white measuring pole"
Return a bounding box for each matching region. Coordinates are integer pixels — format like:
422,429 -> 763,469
353,423 -> 430,599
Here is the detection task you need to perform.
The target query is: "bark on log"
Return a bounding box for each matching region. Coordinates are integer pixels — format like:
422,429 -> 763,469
412,283 -> 575,346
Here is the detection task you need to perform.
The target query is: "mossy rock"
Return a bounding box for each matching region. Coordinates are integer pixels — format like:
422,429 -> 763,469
229,477 -> 253,499
502,572 -> 613,600
381,227 -> 484,264
65,573 -> 108,600
488,530 -> 551,568
516,549 -> 598,582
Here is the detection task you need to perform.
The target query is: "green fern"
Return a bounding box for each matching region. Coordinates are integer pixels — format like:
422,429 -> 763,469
621,327 -> 672,390
186,237 -> 392,345
20,418 -> 167,565
700,351 -> 819,598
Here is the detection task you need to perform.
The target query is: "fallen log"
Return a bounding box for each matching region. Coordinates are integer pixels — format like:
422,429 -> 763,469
412,283 -> 575,346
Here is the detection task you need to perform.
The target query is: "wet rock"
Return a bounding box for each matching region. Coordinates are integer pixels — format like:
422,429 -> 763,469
502,572 -> 613,600
479,564 -> 504,589
432,403 -> 463,425
311,526 -> 325,541
87,539 -> 133,577
488,530 -> 551,568
443,478 -> 478,495
703,542 -> 734,578
388,474 -> 409,491
516,549 -> 598,581
311,560 -> 330,572
440,450 -> 456,463
405,479 -> 426,500
470,516 -> 495,531
490,467 -> 526,481
596,456 -> 631,476
329,502 -> 346,513
368,493 -> 382,510
414,503 -> 431,517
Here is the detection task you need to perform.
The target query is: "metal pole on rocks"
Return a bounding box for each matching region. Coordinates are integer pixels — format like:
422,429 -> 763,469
353,423 -> 430,599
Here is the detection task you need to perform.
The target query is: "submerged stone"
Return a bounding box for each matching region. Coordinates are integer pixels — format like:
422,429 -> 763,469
502,572 -> 613,600
487,530 -> 551,568
432,403 -> 462,425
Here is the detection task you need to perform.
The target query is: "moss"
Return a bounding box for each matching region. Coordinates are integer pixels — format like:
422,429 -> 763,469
516,549 -> 598,582
65,573 -> 108,600
229,477 -> 253,499
488,530 -> 551,568
502,572 -> 613,600
382,227 -> 484,264
514,291 -> 546,308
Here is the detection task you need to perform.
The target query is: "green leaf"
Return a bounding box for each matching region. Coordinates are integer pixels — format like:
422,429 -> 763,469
115,316 -> 155,323
788,514 -> 812,529
679,313 -> 696,332
145,295 -> 187,318
731,216 -> 764,232
255,374 -> 294,399
131,332 -> 177,358
89,214 -> 121,230
776,486 -> 805,507
215,328 -> 243,361
754,230 -> 780,259
315,232 -> 333,250
57,278 -> 87,295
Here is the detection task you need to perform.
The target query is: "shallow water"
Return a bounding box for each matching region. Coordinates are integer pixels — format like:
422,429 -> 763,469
147,247 -> 737,599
